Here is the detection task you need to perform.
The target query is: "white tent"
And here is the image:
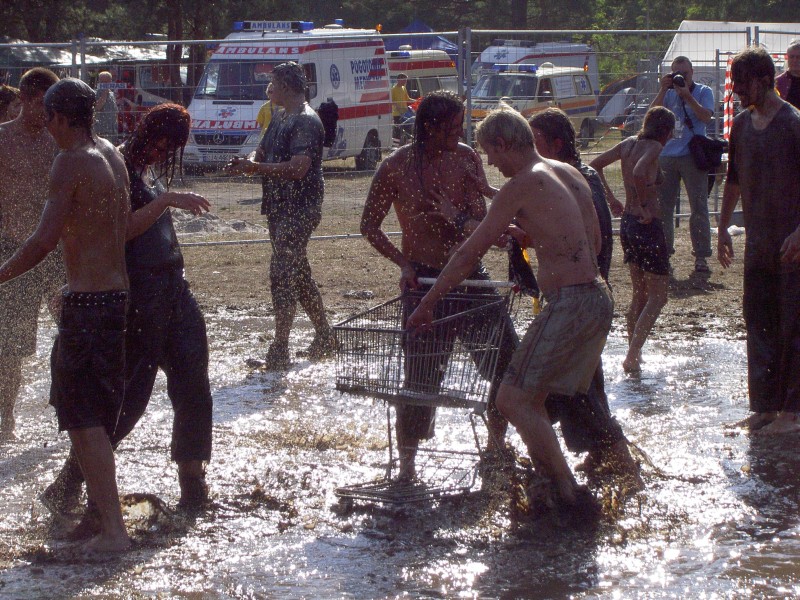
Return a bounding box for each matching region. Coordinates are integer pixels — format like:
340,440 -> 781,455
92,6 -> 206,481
661,20 -> 800,100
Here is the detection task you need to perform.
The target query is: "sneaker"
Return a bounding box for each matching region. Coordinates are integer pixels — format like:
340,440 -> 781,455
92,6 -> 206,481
298,332 -> 338,360
178,474 -> 210,510
694,257 -> 711,273
263,342 -> 290,370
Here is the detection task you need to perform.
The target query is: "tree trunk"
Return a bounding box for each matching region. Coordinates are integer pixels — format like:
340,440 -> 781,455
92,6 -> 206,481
510,0 -> 528,28
166,0 -> 183,104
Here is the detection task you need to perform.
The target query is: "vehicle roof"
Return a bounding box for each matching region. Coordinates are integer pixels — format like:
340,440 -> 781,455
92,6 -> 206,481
223,27 -> 381,41
484,65 -> 590,76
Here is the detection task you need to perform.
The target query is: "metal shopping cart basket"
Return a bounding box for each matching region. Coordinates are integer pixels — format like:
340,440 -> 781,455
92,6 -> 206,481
333,278 -> 516,505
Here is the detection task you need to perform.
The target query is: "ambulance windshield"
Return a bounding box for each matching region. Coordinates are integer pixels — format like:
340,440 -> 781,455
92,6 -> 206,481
194,60 -> 275,101
472,74 -> 538,99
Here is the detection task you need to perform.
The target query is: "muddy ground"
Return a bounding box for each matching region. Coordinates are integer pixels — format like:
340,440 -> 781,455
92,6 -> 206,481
1,155 -> 769,599
178,161 -> 746,346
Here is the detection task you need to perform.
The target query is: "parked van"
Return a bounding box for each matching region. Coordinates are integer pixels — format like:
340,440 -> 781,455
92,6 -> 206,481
472,40 -> 599,95
386,47 -> 459,99
183,20 -> 393,170
470,63 -> 598,143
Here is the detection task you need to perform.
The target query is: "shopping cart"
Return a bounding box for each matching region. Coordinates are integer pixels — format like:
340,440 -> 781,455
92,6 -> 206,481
334,278 -> 517,504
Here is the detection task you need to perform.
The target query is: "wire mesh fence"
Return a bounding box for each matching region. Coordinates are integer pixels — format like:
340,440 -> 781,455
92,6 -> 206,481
2,23 -> 794,244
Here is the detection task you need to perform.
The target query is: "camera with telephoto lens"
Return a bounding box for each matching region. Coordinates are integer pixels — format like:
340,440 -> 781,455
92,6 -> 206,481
669,72 -> 686,88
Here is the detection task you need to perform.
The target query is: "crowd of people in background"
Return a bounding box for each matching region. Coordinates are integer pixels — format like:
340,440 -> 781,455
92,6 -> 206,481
1,40 -> 800,558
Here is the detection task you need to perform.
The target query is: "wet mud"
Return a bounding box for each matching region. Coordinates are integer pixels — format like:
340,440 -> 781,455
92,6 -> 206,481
2,301 -> 799,599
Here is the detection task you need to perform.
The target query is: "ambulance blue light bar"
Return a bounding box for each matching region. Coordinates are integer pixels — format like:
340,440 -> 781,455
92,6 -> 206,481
233,21 -> 314,33
492,63 -> 538,73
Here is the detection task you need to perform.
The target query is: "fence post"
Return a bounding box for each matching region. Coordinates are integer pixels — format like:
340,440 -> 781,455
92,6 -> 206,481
79,35 -> 87,82
464,27 -> 473,146
71,39 -> 78,78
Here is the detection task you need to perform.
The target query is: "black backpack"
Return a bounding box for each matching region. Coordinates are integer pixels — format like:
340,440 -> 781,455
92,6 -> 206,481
317,99 -> 339,148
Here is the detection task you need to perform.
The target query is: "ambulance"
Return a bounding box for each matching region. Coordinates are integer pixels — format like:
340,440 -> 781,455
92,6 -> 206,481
386,47 -> 459,99
470,63 -> 599,145
471,40 -> 600,95
183,20 -> 393,170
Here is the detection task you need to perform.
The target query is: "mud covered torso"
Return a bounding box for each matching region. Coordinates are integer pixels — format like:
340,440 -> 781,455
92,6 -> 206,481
728,103 -> 800,272
125,159 -> 183,278
258,104 -> 324,215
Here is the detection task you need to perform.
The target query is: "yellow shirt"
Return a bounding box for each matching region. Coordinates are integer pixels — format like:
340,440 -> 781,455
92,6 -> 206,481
257,101 -> 273,133
391,84 -> 411,117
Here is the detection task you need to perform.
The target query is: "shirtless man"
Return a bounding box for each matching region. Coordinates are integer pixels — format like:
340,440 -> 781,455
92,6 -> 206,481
361,90 -> 518,479
0,78 -> 131,553
0,67 -> 60,441
718,47 -> 800,435
407,105 -> 612,506
591,107 -> 675,373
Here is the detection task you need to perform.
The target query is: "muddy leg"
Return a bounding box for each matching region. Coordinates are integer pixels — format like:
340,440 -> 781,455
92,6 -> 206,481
0,356 -> 23,441
69,426 -> 130,553
625,268 -> 668,373
496,384 -> 578,505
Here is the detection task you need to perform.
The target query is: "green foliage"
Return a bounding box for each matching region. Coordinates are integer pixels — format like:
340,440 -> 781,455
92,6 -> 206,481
1,0 -> 799,44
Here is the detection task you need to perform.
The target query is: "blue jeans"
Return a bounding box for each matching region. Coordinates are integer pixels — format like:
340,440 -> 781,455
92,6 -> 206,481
658,153 -> 711,259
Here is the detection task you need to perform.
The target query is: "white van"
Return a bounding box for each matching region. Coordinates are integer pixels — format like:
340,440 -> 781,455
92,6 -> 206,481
386,47 -> 459,99
472,40 -> 600,95
183,20 -> 393,170
471,63 -> 599,143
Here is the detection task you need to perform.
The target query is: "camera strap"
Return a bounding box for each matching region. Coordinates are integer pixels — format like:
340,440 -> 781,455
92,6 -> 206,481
679,82 -> 698,130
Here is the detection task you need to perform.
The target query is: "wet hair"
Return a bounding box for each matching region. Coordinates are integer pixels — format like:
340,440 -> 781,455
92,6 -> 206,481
44,78 -> 96,142
638,106 -> 676,141
18,67 -> 59,99
272,62 -> 306,94
671,56 -> 693,70
731,46 -> 776,88
528,108 -> 579,166
0,85 -> 20,120
411,90 -> 464,179
123,103 -> 190,187
476,102 -> 535,153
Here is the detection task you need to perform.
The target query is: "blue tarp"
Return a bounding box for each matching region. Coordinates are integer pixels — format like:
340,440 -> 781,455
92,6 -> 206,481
383,18 -> 458,59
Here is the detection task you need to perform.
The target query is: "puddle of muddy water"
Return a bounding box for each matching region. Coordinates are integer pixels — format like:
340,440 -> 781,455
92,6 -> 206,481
1,310 -> 800,599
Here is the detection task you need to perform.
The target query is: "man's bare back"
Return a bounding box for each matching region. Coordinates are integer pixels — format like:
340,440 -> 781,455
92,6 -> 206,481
0,118 -> 57,243
613,137 -> 663,220
363,143 -> 487,270
55,137 -> 130,292
496,158 -> 600,295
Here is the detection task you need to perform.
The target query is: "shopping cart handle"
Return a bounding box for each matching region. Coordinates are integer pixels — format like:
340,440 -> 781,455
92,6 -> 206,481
416,277 -> 515,289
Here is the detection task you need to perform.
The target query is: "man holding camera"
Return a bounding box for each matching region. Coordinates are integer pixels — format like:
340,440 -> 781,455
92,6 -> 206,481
650,56 -> 715,273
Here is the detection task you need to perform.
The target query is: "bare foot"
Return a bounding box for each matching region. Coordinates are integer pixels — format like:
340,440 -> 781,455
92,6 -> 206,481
82,531 -> 131,555
554,476 -> 578,506
396,461 -> 416,482
731,412 -> 778,432
622,356 -> 641,374
756,412 -> 800,435
590,440 -> 644,492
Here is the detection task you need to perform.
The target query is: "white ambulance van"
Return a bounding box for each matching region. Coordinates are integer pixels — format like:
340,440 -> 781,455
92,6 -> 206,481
183,20 -> 393,170
471,63 -> 599,144
386,47 -> 459,99
472,40 -> 600,95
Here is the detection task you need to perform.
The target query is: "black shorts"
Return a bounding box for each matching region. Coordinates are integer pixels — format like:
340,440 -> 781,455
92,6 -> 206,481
50,290 -> 128,435
620,214 -> 670,276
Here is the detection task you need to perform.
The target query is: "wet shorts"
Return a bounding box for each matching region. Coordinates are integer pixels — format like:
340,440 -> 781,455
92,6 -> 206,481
50,290 -> 128,435
504,278 -> 613,397
0,240 -> 65,357
620,214 -> 670,276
